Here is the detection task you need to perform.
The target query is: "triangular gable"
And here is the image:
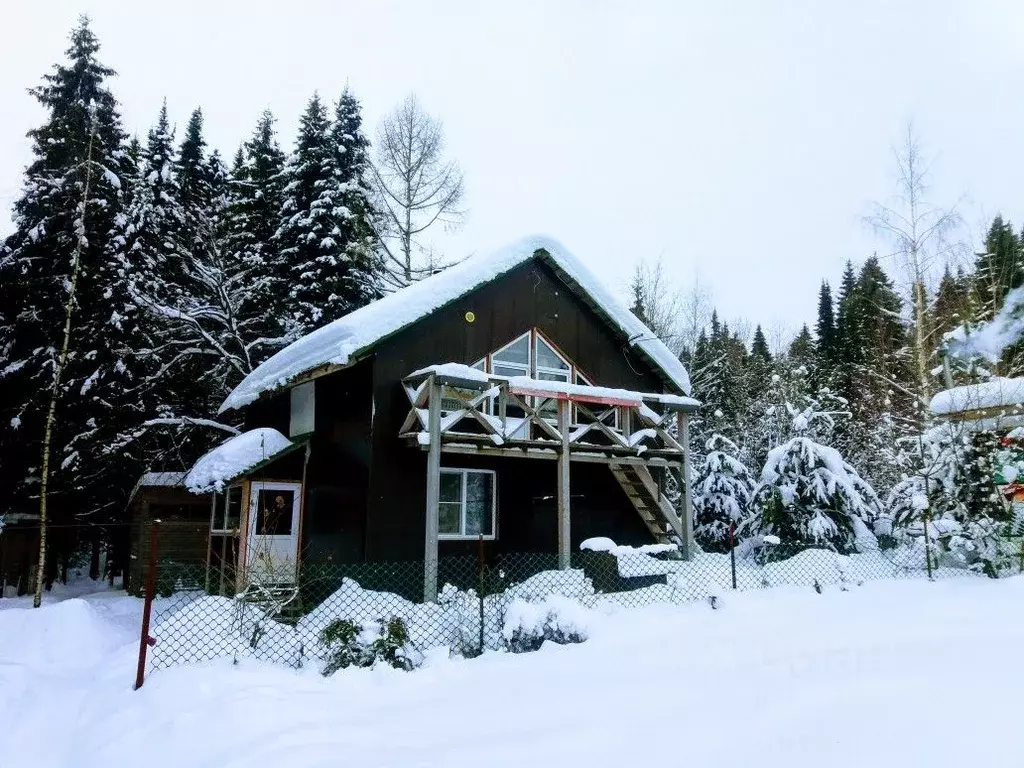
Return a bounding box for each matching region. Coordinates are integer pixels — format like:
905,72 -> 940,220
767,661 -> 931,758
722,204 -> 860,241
220,236 -> 691,413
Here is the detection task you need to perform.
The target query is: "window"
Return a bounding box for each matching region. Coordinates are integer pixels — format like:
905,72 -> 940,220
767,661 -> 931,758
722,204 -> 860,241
492,332 -> 530,378
211,485 -> 243,532
290,381 -> 315,437
438,468 -> 496,539
255,488 -> 295,535
534,336 -> 570,418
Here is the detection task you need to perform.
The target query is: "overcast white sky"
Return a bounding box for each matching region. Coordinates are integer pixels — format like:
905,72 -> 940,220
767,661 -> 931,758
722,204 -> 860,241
3,1 -> 1023,339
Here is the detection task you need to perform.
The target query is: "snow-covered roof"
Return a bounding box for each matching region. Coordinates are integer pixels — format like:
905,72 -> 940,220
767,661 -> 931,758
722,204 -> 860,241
185,428 -> 295,493
221,236 -> 693,413
126,471 -> 195,507
138,471 -> 188,488
929,378 -> 1024,417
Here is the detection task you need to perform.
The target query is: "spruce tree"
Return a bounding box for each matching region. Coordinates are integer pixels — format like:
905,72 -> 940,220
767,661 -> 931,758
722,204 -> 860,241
788,325 -> 816,371
694,434 -> 755,552
741,401 -> 880,556
847,256 -> 910,495
0,18 -> 139,542
750,325 -> 771,363
329,87 -> 380,311
224,111 -> 287,341
974,215 -> 1021,322
815,281 -> 838,378
277,90 -> 379,334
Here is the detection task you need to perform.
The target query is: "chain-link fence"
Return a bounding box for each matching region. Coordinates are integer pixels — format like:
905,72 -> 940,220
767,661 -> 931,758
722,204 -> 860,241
141,532 -> 1005,677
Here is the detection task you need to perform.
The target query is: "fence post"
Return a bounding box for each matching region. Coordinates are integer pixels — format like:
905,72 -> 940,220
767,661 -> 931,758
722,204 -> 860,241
729,523 -> 737,590
922,511 -> 933,580
134,519 -> 160,690
477,534 -> 485,656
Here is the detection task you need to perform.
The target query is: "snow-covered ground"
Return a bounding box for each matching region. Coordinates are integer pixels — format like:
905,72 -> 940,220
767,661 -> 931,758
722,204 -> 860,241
2,575 -> 1022,768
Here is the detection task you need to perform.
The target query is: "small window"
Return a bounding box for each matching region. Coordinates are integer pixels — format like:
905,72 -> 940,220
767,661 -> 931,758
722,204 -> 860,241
437,468 -> 496,539
255,488 -> 295,536
290,381 -> 315,437
211,485 -> 243,532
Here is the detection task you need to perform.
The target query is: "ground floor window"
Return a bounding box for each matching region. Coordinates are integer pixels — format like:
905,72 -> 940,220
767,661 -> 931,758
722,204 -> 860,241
438,468 -> 496,539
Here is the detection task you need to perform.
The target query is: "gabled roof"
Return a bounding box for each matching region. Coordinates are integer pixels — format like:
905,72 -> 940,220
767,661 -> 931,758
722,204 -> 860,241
220,236 -> 693,413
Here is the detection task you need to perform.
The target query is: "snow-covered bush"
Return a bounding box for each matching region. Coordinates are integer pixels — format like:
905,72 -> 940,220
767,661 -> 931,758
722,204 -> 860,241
741,429 -> 879,556
438,583 -> 486,657
502,595 -> 592,654
694,434 -> 754,552
887,424 -> 1011,576
319,616 -> 421,675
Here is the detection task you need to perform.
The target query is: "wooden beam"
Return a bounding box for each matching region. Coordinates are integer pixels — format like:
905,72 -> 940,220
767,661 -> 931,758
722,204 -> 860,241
424,375 -> 442,602
557,398 -> 571,569
678,412 -> 695,560
430,442 -> 674,466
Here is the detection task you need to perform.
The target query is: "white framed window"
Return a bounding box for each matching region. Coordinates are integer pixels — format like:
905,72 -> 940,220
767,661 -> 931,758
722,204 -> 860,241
438,468 -> 496,539
491,332 -> 531,378
534,334 -> 571,419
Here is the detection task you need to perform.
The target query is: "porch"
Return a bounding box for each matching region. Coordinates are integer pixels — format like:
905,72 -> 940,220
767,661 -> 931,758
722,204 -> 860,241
399,364 -> 700,601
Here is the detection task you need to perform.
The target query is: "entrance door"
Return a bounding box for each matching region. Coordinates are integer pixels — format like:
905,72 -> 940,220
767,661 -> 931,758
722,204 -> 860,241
246,482 -> 302,584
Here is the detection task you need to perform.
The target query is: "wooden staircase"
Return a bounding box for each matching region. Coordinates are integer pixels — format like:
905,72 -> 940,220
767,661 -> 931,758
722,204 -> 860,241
609,463 -> 683,544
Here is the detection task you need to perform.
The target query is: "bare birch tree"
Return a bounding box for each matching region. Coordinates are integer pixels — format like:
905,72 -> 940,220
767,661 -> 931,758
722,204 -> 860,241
629,256 -> 685,353
370,94 -> 465,287
866,123 -> 963,425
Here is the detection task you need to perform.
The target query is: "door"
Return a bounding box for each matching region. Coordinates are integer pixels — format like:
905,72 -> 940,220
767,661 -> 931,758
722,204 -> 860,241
246,482 -> 302,584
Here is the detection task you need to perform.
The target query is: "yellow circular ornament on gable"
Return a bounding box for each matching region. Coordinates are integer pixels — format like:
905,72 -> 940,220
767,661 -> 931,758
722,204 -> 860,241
465,311 -> 476,323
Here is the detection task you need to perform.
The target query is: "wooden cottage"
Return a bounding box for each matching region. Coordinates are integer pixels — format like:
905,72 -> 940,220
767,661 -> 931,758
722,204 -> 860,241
186,237 -> 699,600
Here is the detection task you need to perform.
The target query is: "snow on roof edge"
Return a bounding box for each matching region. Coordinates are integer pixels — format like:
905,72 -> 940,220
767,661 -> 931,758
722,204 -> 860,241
929,378 -> 1024,416
220,236 -> 692,413
185,428 -> 295,493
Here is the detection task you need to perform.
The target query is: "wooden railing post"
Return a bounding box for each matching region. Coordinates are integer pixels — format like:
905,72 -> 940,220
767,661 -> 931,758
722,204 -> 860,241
424,375 -> 442,602
677,412 -> 695,560
557,398 -> 571,569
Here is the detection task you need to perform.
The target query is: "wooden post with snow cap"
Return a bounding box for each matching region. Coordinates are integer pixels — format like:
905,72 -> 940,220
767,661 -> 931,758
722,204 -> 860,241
557,397 -> 571,569
424,374 -> 442,602
678,411 -> 695,561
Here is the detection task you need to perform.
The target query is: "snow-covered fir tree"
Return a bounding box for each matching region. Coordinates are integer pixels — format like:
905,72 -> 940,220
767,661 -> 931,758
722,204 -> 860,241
277,90 -> 379,334
327,87 -> 380,311
886,423 -> 1010,575
694,434 -> 755,552
0,18 -> 142,531
740,401 -> 880,555
223,110 -> 287,340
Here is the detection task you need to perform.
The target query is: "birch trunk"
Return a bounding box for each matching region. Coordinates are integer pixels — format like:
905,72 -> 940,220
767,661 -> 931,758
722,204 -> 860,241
33,121 -> 97,608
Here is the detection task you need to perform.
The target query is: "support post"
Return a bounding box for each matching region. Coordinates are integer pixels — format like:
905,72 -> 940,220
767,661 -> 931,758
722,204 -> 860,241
134,520 -> 159,690
424,375 -> 442,602
677,412 -> 695,561
557,398 -> 571,569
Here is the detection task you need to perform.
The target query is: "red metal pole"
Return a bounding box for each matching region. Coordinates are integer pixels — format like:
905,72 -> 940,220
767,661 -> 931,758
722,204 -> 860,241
134,519 -> 160,690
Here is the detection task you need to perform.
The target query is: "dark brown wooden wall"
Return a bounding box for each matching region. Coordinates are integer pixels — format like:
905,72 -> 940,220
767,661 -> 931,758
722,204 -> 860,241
365,258 -> 663,561
302,359 -> 374,564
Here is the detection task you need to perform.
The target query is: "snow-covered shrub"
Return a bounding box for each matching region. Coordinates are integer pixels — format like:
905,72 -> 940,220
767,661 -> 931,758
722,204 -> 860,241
502,595 -> 592,654
741,434 -> 879,556
887,424 -> 1011,576
694,434 -> 754,552
438,583 -> 485,657
319,616 -> 421,675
